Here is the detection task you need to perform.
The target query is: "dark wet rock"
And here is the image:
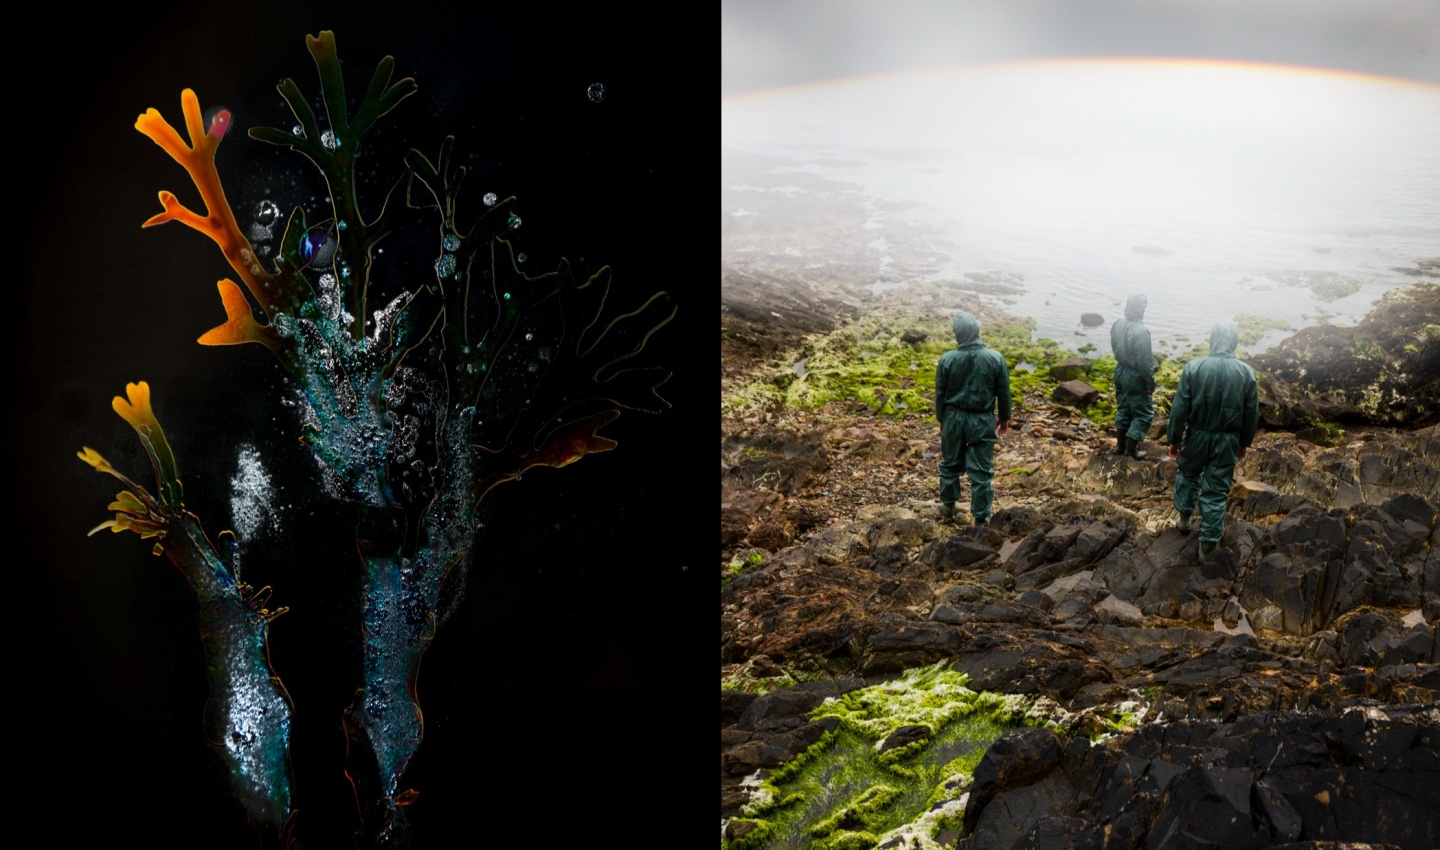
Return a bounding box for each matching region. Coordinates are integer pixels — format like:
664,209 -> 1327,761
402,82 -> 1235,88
721,429 -> 831,499
899,328 -> 928,345
745,519 -> 794,551
877,723 -> 930,754
721,714 -> 841,775
1079,312 -> 1104,327
1067,519 -> 1127,565
957,706 -> 1440,850
1048,356 -> 1093,382
1052,379 -> 1101,409
1252,282 -> 1439,428
990,506 -> 1044,538
952,632 -> 1111,698
923,534 -> 999,572
721,689 -> 758,728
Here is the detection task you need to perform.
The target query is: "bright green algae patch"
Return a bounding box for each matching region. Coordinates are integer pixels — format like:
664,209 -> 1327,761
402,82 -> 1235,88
723,665 -> 1044,850
720,309 -> 1204,428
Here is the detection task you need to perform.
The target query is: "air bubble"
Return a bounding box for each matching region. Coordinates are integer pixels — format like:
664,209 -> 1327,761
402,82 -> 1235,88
338,220 -> 348,230
507,214 -> 521,230
435,254 -> 456,277
517,253 -> 527,263
587,82 -> 606,103
320,130 -> 338,151
292,125 -> 303,137
254,200 -> 280,226
524,333 -> 533,341
502,292 -> 511,300
483,192 -> 498,207
443,234 -> 460,251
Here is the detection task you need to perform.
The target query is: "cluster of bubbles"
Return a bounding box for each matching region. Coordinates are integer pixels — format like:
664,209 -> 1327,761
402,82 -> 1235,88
483,192 -> 498,207
587,82 -> 606,103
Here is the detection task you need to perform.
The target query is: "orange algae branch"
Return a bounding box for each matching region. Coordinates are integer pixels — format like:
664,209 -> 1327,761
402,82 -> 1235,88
198,279 -> 281,350
135,90 -> 276,314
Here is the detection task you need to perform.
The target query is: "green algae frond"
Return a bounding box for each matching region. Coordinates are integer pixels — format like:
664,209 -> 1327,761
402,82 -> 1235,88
724,664 -> 1043,850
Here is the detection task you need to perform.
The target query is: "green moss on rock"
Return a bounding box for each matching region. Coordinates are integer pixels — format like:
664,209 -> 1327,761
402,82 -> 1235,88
724,664 -> 1043,850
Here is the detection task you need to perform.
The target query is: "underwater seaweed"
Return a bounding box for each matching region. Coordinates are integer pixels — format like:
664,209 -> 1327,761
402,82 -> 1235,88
80,30 -> 671,847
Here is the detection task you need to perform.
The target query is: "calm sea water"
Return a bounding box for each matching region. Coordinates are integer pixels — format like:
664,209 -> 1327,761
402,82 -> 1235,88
722,62 -> 1440,354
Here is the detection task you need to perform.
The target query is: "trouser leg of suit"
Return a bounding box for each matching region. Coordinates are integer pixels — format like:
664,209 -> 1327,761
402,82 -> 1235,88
1117,391 -> 1154,443
1173,431 -> 1239,543
940,411 -> 996,518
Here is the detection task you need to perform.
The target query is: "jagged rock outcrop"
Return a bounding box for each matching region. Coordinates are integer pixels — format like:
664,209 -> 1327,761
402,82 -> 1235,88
1253,282 -> 1440,428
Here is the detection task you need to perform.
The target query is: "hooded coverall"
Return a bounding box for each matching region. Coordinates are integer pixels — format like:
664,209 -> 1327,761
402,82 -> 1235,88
1166,322 -> 1259,543
935,312 -> 1011,522
1110,293 -> 1155,444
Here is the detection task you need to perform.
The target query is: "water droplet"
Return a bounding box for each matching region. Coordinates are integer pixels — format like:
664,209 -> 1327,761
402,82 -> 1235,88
483,192 -> 498,207
587,82 -> 606,103
507,214 -> 521,230
517,253 -> 527,263
443,234 -> 461,251
320,130 -> 338,151
435,253 -> 457,278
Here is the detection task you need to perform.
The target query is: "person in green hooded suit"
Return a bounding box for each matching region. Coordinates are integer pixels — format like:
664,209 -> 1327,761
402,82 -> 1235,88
1166,322 -> 1259,558
935,312 -> 1011,525
1110,293 -> 1155,459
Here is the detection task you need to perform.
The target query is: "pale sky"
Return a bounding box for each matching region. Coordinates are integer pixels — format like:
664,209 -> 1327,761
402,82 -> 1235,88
722,0 -> 1440,96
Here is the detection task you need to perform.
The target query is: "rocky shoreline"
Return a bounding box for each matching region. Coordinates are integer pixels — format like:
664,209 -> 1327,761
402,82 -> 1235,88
720,269 -> 1439,849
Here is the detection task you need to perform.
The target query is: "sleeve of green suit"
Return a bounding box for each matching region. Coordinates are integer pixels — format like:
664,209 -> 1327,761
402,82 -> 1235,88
1241,367 -> 1259,447
1137,327 -> 1155,391
1167,366 -> 1191,444
995,353 -> 1012,421
935,357 -> 948,421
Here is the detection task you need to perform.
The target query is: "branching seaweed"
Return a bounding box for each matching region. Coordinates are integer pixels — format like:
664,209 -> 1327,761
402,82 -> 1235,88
84,31 -> 672,846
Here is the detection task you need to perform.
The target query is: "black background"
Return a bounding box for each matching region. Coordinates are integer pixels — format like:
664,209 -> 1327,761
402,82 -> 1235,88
15,3 -> 701,846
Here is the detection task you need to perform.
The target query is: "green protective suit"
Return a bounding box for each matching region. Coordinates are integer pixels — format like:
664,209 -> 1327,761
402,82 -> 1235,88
1166,322 -> 1259,543
935,312 -> 1011,521
1110,293 -> 1155,443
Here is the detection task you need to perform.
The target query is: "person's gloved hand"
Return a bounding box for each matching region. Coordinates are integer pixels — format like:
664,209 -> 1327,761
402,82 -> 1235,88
1168,443 -> 1180,459
997,419 -> 1010,436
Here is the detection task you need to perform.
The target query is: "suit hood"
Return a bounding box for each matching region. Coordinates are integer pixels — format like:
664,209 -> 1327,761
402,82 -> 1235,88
952,312 -> 981,347
1209,322 -> 1239,357
1125,294 -> 1147,321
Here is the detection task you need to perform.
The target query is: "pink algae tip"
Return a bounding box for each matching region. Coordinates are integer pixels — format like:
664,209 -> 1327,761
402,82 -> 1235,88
209,109 -> 232,139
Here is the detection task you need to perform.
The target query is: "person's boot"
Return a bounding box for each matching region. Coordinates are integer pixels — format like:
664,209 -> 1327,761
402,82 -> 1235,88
1112,430 -> 1126,455
973,515 -> 988,528
1125,436 -> 1148,460
939,502 -> 955,522
1176,511 -> 1192,535
1198,540 -> 1216,559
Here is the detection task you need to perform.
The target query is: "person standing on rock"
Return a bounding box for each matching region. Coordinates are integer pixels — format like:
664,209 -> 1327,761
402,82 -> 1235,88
935,312 -> 1011,526
1110,293 -> 1156,459
1167,321 -> 1259,558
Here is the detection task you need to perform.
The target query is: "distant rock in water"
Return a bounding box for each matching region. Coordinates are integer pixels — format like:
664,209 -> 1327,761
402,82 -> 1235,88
1252,281 -> 1439,428
1080,313 -> 1104,328
1131,245 -> 1171,257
